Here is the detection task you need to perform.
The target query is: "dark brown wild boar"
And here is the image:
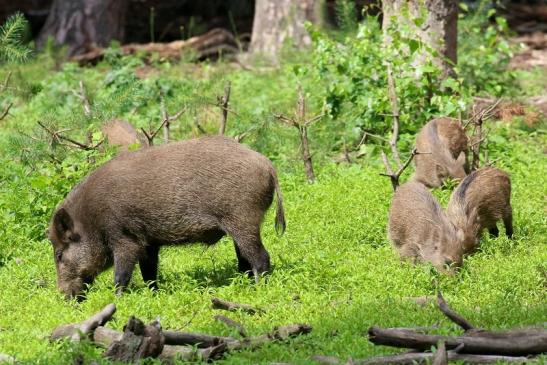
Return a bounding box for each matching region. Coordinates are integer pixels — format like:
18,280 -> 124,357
47,136 -> 285,299
413,117 -> 468,188
101,120 -> 147,150
388,182 -> 464,272
446,167 -> 512,254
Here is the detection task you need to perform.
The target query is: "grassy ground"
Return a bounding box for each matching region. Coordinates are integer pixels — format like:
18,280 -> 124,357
0,39 -> 546,365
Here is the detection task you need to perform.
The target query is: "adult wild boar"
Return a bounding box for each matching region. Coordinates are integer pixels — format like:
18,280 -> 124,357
47,136 -> 285,299
413,117 -> 468,188
388,182 -> 464,272
446,167 -> 512,254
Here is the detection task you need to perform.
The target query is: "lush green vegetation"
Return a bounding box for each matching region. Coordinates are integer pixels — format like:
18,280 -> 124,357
0,3 -> 545,364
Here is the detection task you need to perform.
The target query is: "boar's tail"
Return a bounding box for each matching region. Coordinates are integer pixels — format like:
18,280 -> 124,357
271,169 -> 286,235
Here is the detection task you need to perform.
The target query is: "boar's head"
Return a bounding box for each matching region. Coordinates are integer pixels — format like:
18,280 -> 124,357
47,208 -> 110,299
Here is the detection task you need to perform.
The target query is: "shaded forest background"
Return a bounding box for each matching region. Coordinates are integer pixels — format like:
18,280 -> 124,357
1,0 -> 545,50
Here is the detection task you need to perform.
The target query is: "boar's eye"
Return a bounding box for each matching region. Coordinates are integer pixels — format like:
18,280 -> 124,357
69,233 -> 81,242
55,250 -> 63,262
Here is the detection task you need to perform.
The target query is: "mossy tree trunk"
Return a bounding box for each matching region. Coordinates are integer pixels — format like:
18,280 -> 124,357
37,0 -> 129,57
382,0 -> 458,79
250,0 -> 322,58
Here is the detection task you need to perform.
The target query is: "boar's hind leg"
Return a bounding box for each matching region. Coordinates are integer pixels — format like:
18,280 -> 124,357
234,243 -> 252,274
139,245 -> 160,290
225,224 -> 270,282
504,209 -> 513,238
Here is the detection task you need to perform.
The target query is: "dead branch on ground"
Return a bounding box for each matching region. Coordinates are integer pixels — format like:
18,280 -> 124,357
0,102 -> 12,121
211,297 -> 264,315
432,341 -> 447,365
314,352 -> 534,364
72,28 -> 239,65
218,81 -> 231,135
51,303 -> 116,342
214,314 -> 248,337
274,85 -> 323,183
436,291 -> 476,332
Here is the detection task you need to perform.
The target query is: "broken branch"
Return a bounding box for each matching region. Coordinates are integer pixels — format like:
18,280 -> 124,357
436,291 -> 476,332
38,121 -> 104,150
211,297 -> 263,315
51,303 -> 117,342
163,330 -> 235,348
367,326 -> 547,356
214,314 -> 248,338
0,103 -> 13,121
380,148 -> 419,191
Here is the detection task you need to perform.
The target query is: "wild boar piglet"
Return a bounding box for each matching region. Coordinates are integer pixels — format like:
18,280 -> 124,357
413,117 -> 468,188
447,167 -> 512,254
388,182 -> 465,272
47,136 -> 285,299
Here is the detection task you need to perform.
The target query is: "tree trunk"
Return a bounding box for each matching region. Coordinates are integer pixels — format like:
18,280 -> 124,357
250,0 -> 321,58
382,0 -> 458,79
38,0 -> 129,57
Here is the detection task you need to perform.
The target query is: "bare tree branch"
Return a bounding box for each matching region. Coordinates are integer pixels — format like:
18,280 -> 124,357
38,121 -> 104,150
218,81 -> 231,135
0,103 -> 13,121
386,63 -> 401,168
380,148 -> 420,191
211,297 -> 263,315
274,85 -> 322,183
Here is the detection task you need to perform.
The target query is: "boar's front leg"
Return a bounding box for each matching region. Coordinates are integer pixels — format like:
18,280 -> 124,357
113,239 -> 143,295
139,245 -> 160,290
504,209 -> 513,238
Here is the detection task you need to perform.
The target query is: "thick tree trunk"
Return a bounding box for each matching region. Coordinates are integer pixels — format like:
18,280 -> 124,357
382,0 -> 458,79
37,0 -> 128,56
250,0 -> 321,58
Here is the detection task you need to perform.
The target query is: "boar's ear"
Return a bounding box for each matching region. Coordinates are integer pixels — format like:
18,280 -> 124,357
53,208 -> 74,238
456,151 -> 466,165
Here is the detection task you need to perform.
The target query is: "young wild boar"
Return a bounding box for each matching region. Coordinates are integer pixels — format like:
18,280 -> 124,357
388,182 -> 464,272
446,167 -> 512,254
413,117 -> 468,188
47,136 -> 285,299
101,120 -> 147,150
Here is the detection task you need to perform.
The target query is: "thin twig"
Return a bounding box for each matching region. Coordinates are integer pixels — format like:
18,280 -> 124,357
380,148 -> 420,191
0,71 -> 12,92
0,103 -> 13,121
38,121 -> 104,150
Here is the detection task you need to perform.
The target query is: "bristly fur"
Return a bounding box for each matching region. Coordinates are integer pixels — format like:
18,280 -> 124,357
413,118 -> 468,188
388,182 -> 465,272
447,167 -> 513,254
48,136 -> 286,298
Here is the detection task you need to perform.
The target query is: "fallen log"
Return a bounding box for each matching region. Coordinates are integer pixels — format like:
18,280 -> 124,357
314,352 -> 534,365
104,316 -> 164,362
163,330 -> 236,348
72,28 -> 238,65
211,297 -> 263,315
159,343 -> 227,362
50,303 -> 116,342
367,326 -> 547,356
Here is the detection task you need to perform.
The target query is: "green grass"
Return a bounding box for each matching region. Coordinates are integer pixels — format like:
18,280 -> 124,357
0,124 -> 545,363
0,26 -> 546,363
